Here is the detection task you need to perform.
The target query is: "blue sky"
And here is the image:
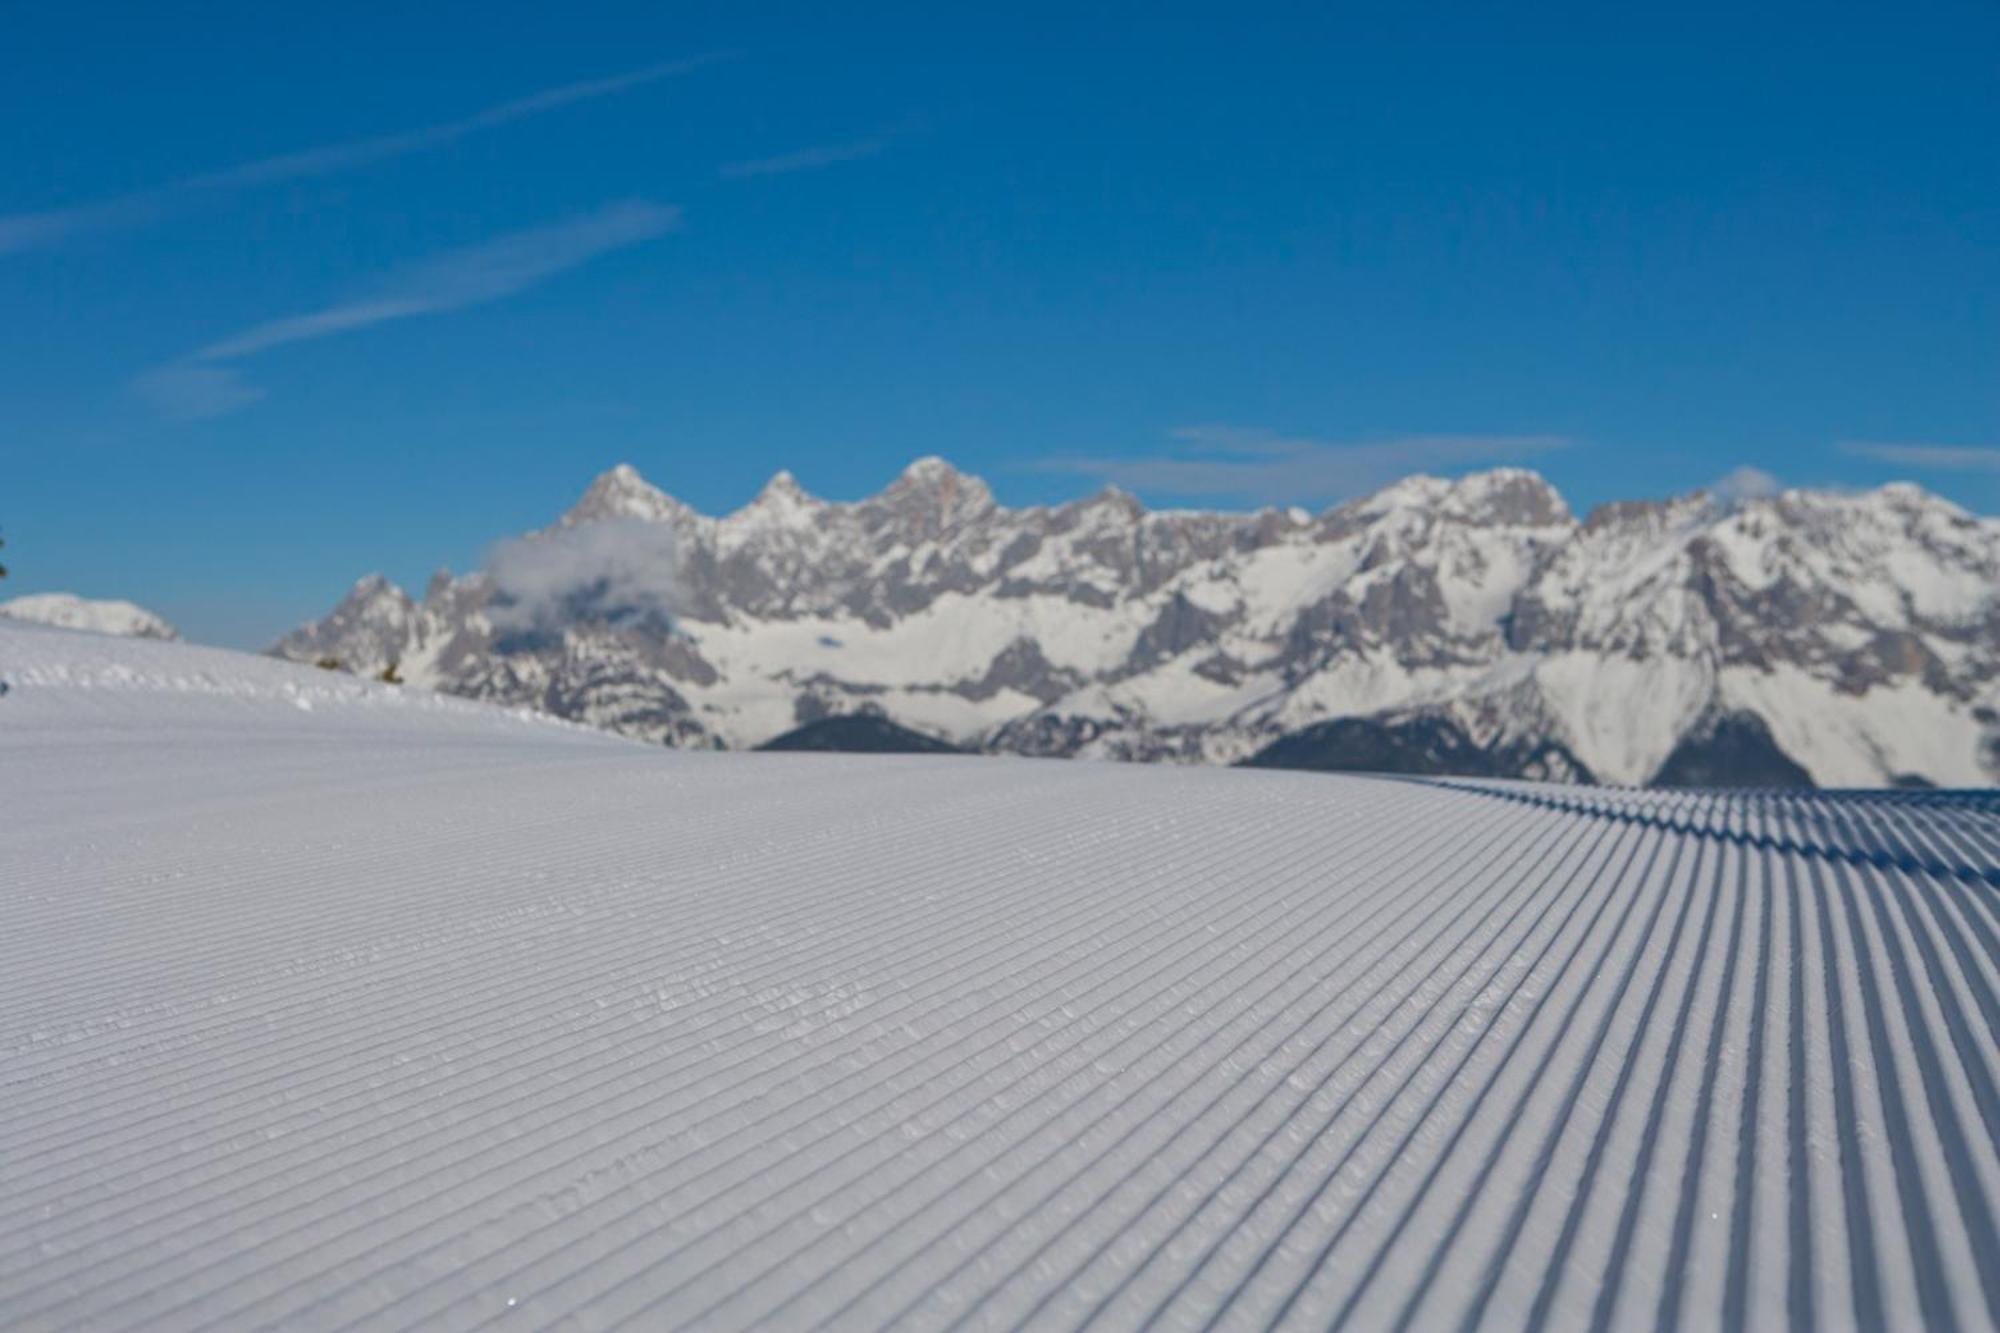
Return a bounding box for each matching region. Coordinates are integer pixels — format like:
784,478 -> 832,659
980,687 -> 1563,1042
2,1 -> 1995,646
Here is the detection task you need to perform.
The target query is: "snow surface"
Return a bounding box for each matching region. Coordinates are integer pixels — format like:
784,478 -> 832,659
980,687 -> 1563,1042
3,621 -> 1998,1330
0,591 -> 179,640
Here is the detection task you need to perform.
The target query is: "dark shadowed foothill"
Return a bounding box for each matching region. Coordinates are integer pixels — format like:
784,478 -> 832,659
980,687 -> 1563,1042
1241,715 -> 1596,783
1652,710 -> 1815,789
756,713 -> 963,754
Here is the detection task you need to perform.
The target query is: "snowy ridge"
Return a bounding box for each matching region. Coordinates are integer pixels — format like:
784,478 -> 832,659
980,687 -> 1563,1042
272,460 -> 2000,788
4,628 -> 1999,1329
0,591 -> 179,640
0,617 -> 587,739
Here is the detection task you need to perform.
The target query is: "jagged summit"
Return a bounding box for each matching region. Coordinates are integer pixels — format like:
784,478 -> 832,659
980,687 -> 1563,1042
748,468 -> 815,507
879,456 -> 985,502
1444,468 -> 1573,526
899,454 -> 959,482
1081,482 -> 1139,505
549,458 -> 1583,534
562,463 -> 690,527
1868,479 -> 1978,521
870,457 -> 996,539
271,575 -> 417,675
1343,469 -> 1570,528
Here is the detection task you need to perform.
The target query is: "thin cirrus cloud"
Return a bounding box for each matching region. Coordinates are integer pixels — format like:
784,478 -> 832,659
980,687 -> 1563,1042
1035,425 -> 1574,505
135,201 -> 681,419
718,138 -> 886,179
1840,441 -> 2000,474
0,54 -> 722,256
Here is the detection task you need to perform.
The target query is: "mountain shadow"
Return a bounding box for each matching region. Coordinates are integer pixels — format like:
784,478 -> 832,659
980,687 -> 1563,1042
1241,715 -> 1596,783
757,715 -> 964,755
1651,710 -> 1814,788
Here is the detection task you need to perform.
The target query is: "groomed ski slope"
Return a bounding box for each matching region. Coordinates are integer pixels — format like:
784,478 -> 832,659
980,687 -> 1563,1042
3,620 -> 1997,1331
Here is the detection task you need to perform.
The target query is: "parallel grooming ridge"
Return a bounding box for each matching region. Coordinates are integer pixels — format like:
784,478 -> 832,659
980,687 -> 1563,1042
2,630 -> 1997,1330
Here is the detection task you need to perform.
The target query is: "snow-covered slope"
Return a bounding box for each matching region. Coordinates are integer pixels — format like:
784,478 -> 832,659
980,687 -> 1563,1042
1,591 -> 179,639
5,623 -> 1998,1329
272,460 -> 2000,788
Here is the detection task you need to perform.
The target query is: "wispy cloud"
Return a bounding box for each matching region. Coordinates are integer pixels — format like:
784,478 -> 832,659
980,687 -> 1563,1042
0,197 -> 161,257
1841,441 -> 2000,474
132,364 -> 265,420
1036,425 -> 1573,504
485,517 -> 687,638
0,55 -> 721,256
718,138 -> 885,179
136,201 -> 680,418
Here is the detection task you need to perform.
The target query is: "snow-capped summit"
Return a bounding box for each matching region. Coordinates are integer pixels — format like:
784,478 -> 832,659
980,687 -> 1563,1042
760,466 -> 807,496
886,454 -> 988,505
734,469 -> 821,523
272,459 -> 2000,787
0,592 -> 179,640
561,462 -> 694,528
866,456 -> 998,542
1440,467 -> 1572,527
899,454 -> 957,482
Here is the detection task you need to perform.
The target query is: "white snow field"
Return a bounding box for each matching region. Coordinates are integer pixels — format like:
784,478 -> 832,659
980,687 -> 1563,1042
0,591 -> 179,640
3,619 -> 1998,1331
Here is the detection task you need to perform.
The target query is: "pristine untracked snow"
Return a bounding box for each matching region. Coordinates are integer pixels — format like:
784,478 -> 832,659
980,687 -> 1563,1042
3,621 -> 1997,1330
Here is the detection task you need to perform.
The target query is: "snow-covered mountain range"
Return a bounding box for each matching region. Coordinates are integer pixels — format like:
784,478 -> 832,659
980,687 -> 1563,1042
0,592 -> 179,640
271,459 -> 2000,787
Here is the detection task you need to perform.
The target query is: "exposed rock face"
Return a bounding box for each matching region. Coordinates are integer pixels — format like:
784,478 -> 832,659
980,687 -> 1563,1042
271,575 -> 414,671
271,460 -> 2000,787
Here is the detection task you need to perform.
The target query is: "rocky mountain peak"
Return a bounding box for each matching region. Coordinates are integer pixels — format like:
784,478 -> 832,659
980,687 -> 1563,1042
1074,484 -> 1144,519
898,455 -> 960,484
1340,470 -> 1571,531
563,463 -> 690,528
730,470 -> 826,533
1443,468 -> 1573,527
336,575 -> 418,626
754,468 -> 810,503
1580,494 -> 1709,537
272,574 -> 417,675
1874,480 -> 1948,510
869,456 -> 997,539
